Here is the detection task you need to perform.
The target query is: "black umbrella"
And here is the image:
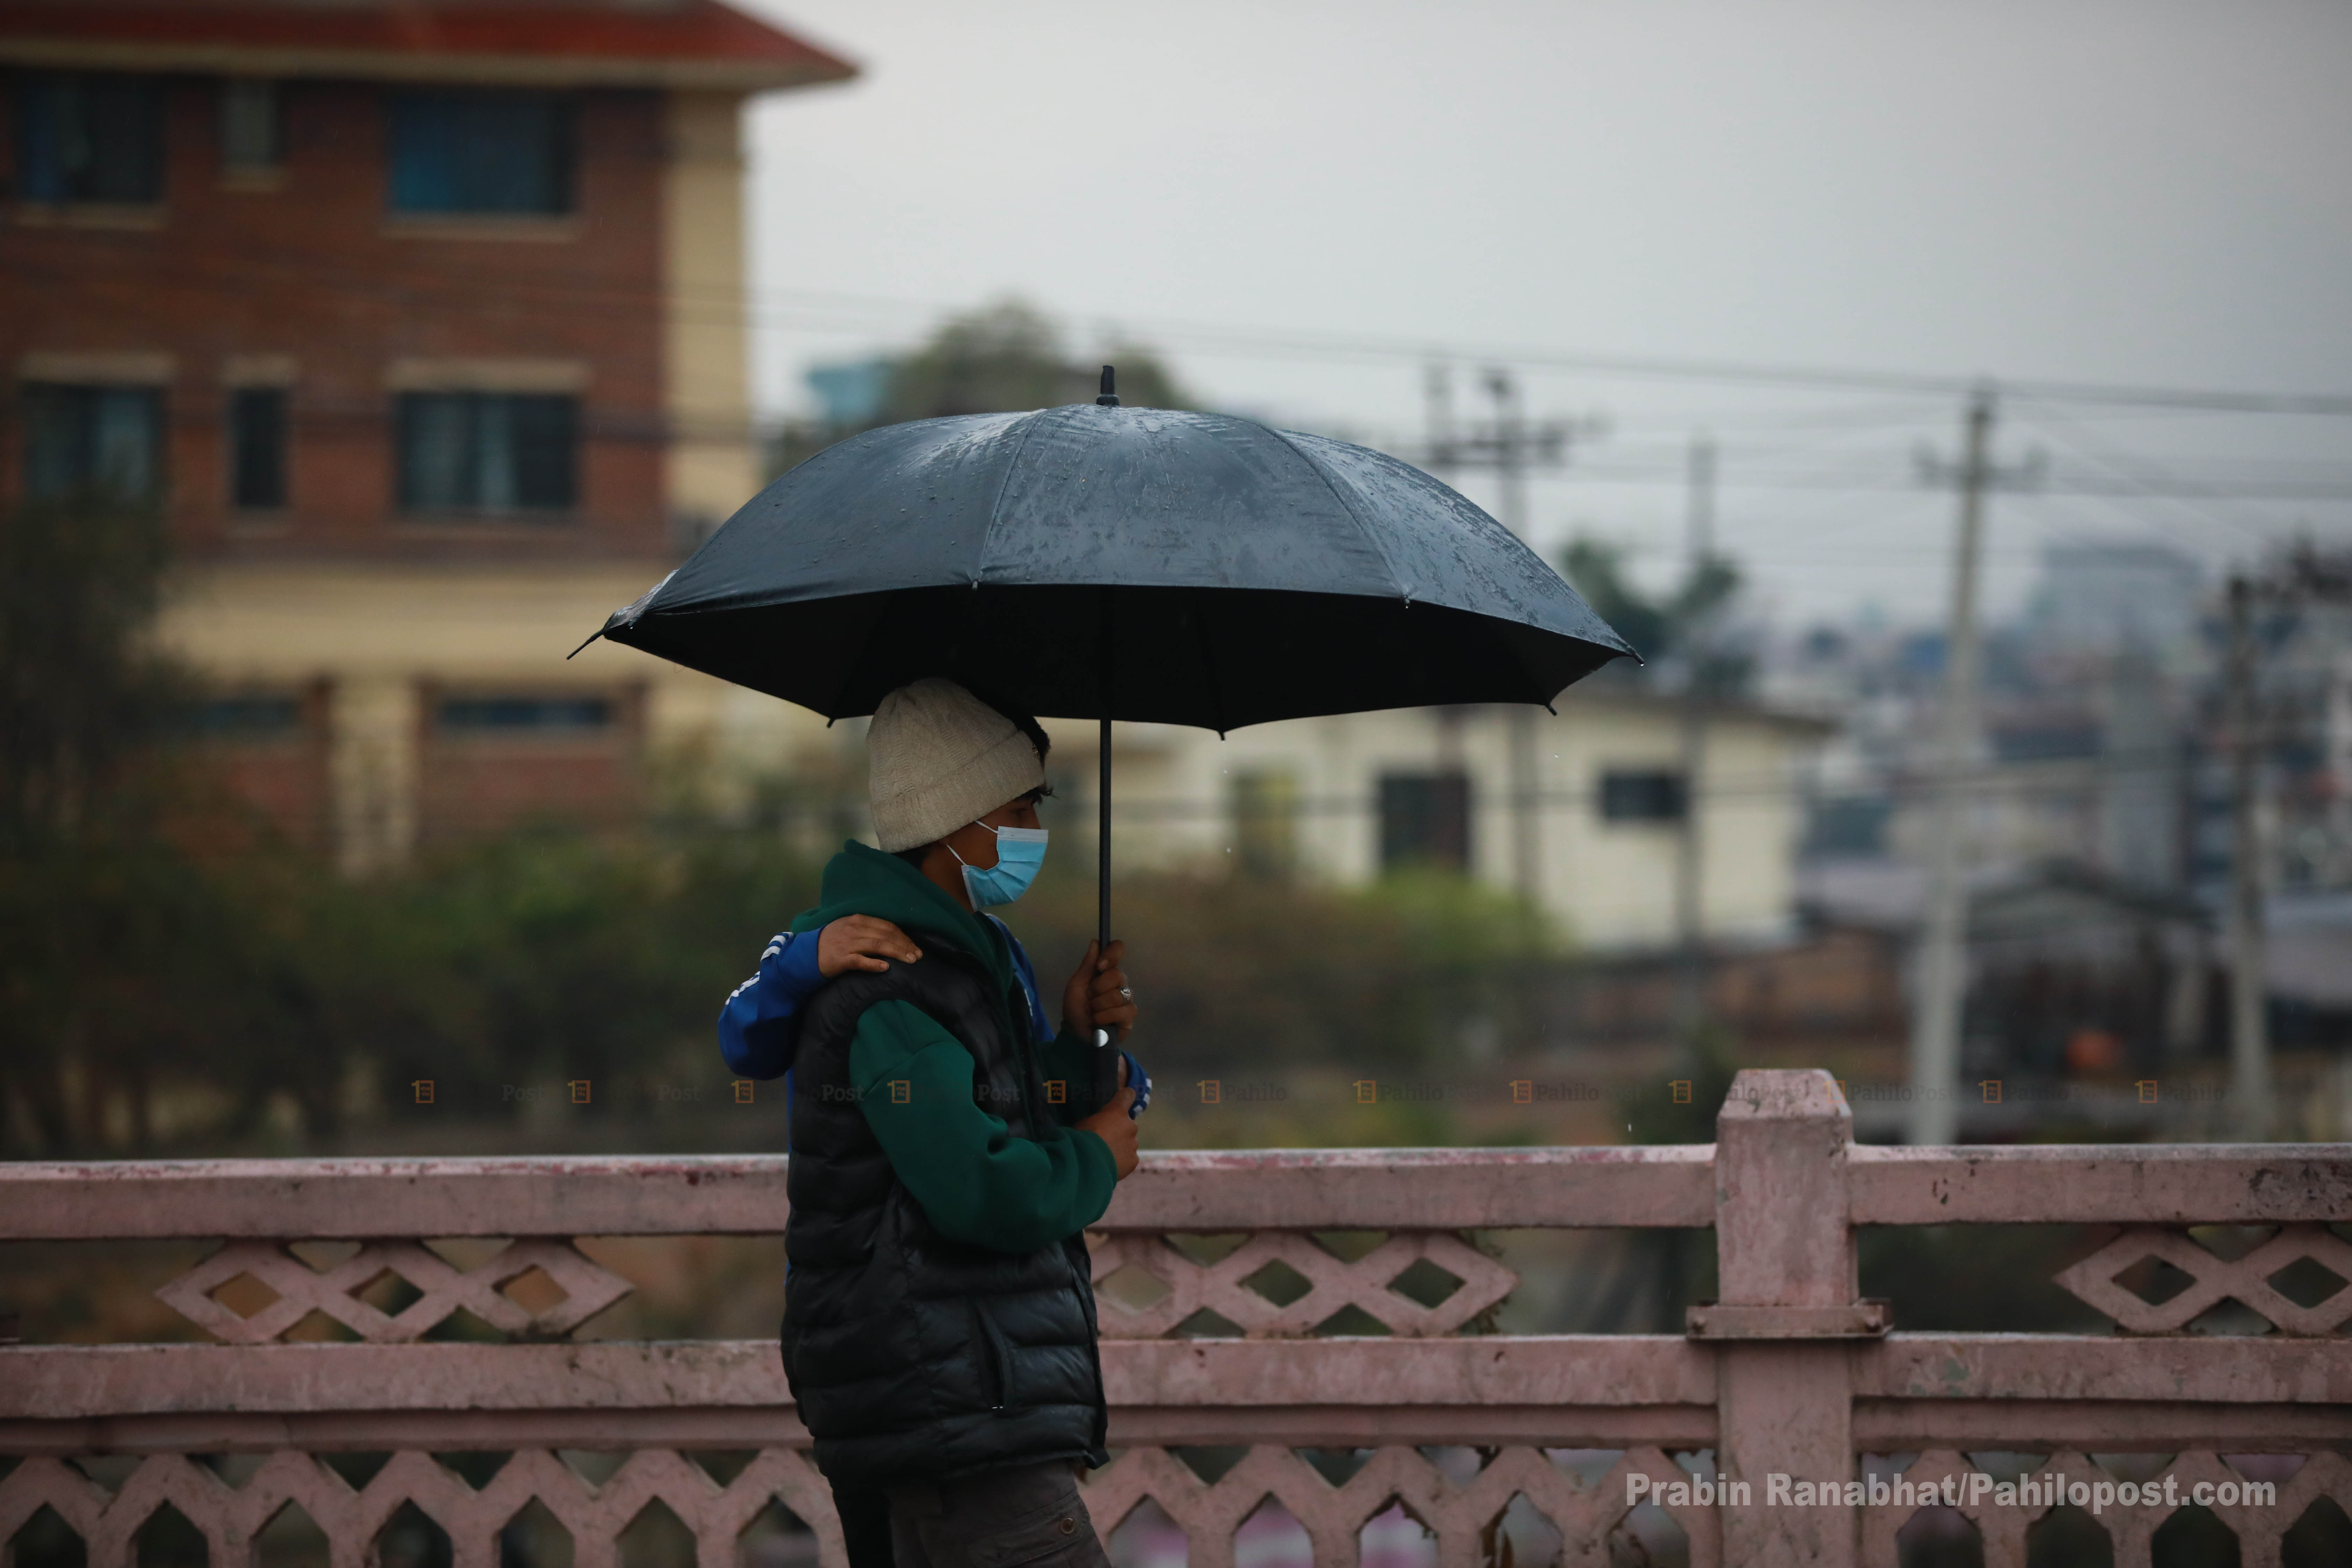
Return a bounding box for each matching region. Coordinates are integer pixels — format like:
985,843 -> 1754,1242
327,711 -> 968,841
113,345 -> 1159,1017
586,372 -> 1632,1087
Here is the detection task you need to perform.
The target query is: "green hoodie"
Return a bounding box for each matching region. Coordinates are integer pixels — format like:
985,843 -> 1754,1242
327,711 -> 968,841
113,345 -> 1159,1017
790,841 -> 1116,1253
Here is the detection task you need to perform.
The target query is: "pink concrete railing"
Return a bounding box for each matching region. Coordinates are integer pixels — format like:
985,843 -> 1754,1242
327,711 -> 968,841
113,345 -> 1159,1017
3,1069 -> 2349,1568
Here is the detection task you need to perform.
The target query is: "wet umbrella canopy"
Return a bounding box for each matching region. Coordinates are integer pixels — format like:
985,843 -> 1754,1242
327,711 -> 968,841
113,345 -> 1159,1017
589,377 -> 1632,1083
596,399 -> 1630,724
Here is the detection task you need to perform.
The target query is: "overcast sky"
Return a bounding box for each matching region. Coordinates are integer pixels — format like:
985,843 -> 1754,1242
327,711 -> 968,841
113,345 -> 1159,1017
735,0 -> 2352,628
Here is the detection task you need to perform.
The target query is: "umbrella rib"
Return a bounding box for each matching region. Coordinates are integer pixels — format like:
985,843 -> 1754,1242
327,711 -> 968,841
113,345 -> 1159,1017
825,592 -> 889,722
1192,598 -> 1231,737
974,407 -> 1050,587
1262,425 -> 1414,604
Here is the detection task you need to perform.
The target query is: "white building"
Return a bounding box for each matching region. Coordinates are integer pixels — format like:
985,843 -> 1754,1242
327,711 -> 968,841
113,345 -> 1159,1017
1056,690 -> 1828,954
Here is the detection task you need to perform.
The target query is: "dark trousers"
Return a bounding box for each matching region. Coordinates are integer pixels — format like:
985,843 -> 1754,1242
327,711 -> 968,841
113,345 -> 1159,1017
831,1463 -> 1109,1568
833,1482 -> 895,1568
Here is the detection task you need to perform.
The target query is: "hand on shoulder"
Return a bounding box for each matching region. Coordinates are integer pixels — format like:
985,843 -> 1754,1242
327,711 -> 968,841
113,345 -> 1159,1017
818,915 -> 922,977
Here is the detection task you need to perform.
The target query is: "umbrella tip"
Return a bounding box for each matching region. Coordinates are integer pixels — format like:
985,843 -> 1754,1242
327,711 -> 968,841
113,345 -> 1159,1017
1097,365 -> 1120,407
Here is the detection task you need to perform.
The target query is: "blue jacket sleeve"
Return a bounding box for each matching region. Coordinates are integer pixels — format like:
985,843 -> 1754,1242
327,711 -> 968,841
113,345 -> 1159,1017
991,916 -> 1056,1044
718,929 -> 827,1079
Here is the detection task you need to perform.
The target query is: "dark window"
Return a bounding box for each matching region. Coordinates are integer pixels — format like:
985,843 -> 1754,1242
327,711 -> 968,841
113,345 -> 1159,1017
437,696 -> 613,734
228,387 -> 287,509
1991,722 -> 2102,763
396,392 -> 576,515
1378,771 -> 1471,872
191,695 -> 302,739
1600,768 -> 1688,824
1804,795 -> 1890,857
387,91 -> 572,215
21,384 -> 164,501
16,73 -> 165,204
219,79 -> 282,173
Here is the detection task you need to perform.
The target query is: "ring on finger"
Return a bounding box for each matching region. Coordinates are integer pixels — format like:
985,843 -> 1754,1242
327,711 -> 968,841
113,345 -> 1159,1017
1119,987 -> 1133,1001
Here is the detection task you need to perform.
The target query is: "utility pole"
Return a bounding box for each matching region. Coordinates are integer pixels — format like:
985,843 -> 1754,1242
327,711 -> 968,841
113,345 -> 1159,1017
1908,387 -> 2038,1145
1422,364 -> 1578,915
1423,362 -> 1458,482
1416,362 -> 1578,530
1487,368 -> 1544,913
2219,541 -> 2352,1140
2224,573 -> 2273,1141
1673,432 -> 1717,1036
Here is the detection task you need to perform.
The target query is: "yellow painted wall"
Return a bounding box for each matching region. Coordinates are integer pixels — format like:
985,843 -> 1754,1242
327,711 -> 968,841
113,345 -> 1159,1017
661,91 -> 762,535
159,561 -> 831,869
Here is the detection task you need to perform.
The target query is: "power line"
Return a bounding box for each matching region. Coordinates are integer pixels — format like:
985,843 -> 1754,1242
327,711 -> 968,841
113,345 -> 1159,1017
11,248 -> 2352,418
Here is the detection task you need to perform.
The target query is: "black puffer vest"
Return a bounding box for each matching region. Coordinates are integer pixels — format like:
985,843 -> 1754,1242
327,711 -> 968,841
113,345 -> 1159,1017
779,945 -> 1107,1485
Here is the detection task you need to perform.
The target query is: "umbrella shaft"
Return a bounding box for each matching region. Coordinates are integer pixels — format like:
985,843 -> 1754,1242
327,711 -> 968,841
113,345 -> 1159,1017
1097,714 -> 1112,955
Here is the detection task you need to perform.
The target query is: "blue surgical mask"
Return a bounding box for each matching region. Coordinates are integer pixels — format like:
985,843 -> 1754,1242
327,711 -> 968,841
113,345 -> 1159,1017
950,823 -> 1048,909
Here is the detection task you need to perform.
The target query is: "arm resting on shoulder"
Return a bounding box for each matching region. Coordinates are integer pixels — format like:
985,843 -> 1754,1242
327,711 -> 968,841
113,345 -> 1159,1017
718,930 -> 826,1079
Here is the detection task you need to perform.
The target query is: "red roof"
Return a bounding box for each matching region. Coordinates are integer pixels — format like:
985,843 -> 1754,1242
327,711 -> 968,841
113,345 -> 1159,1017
0,1 -> 858,92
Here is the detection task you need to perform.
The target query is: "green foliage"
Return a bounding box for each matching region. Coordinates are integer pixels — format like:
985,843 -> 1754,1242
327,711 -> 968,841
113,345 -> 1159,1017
774,299 -> 1191,474
0,497 -> 181,847
1559,536 -> 1751,696
0,496 -> 213,1152
0,494 -> 841,1155
1,809 -> 827,1155
882,298 -> 1188,421
368,826 -> 822,1113
1002,855 -> 1553,1074
1624,1021 -> 1740,1144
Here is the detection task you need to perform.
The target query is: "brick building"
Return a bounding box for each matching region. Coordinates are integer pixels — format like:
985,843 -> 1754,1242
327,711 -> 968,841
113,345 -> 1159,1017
0,1 -> 853,867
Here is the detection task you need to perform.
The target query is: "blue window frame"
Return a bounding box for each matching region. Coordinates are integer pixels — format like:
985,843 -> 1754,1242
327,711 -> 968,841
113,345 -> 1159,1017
395,392 -> 576,516
191,695 -> 304,740
387,91 -> 572,215
21,384 -> 165,502
17,72 -> 165,205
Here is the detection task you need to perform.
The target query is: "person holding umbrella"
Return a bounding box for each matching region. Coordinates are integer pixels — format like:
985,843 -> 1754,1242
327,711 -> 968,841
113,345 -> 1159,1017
586,371 -> 1633,1562
772,677 -> 1141,1567
592,373 -> 1634,1115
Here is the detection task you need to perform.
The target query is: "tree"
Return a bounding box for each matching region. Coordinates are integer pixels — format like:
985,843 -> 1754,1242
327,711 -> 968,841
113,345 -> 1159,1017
882,298 -> 1188,421
0,498 -> 373,1152
776,299 -> 1191,475
0,496 -> 204,1152
1559,537 -> 1753,699
0,497 -> 180,849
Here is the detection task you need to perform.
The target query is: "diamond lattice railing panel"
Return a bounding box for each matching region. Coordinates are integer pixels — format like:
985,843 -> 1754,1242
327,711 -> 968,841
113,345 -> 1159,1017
1857,1448 -> 2352,1568
2052,1224 -> 2352,1336
0,1449 -> 841,1568
1086,1229 -> 1517,1338
153,1238 -> 634,1344
1083,1443 -> 1718,1568
0,1443 -> 1726,1568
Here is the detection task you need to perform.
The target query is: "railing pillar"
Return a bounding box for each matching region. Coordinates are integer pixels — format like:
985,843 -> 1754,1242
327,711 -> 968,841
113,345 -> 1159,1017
1710,1068 -> 1859,1568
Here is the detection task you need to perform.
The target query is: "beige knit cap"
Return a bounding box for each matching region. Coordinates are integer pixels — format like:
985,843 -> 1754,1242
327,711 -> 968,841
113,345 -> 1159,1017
867,678 -> 1045,852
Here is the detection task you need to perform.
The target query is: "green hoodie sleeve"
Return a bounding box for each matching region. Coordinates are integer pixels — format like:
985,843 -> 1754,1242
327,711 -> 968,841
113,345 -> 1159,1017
1036,1024 -> 1112,1123
850,1000 -> 1117,1252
